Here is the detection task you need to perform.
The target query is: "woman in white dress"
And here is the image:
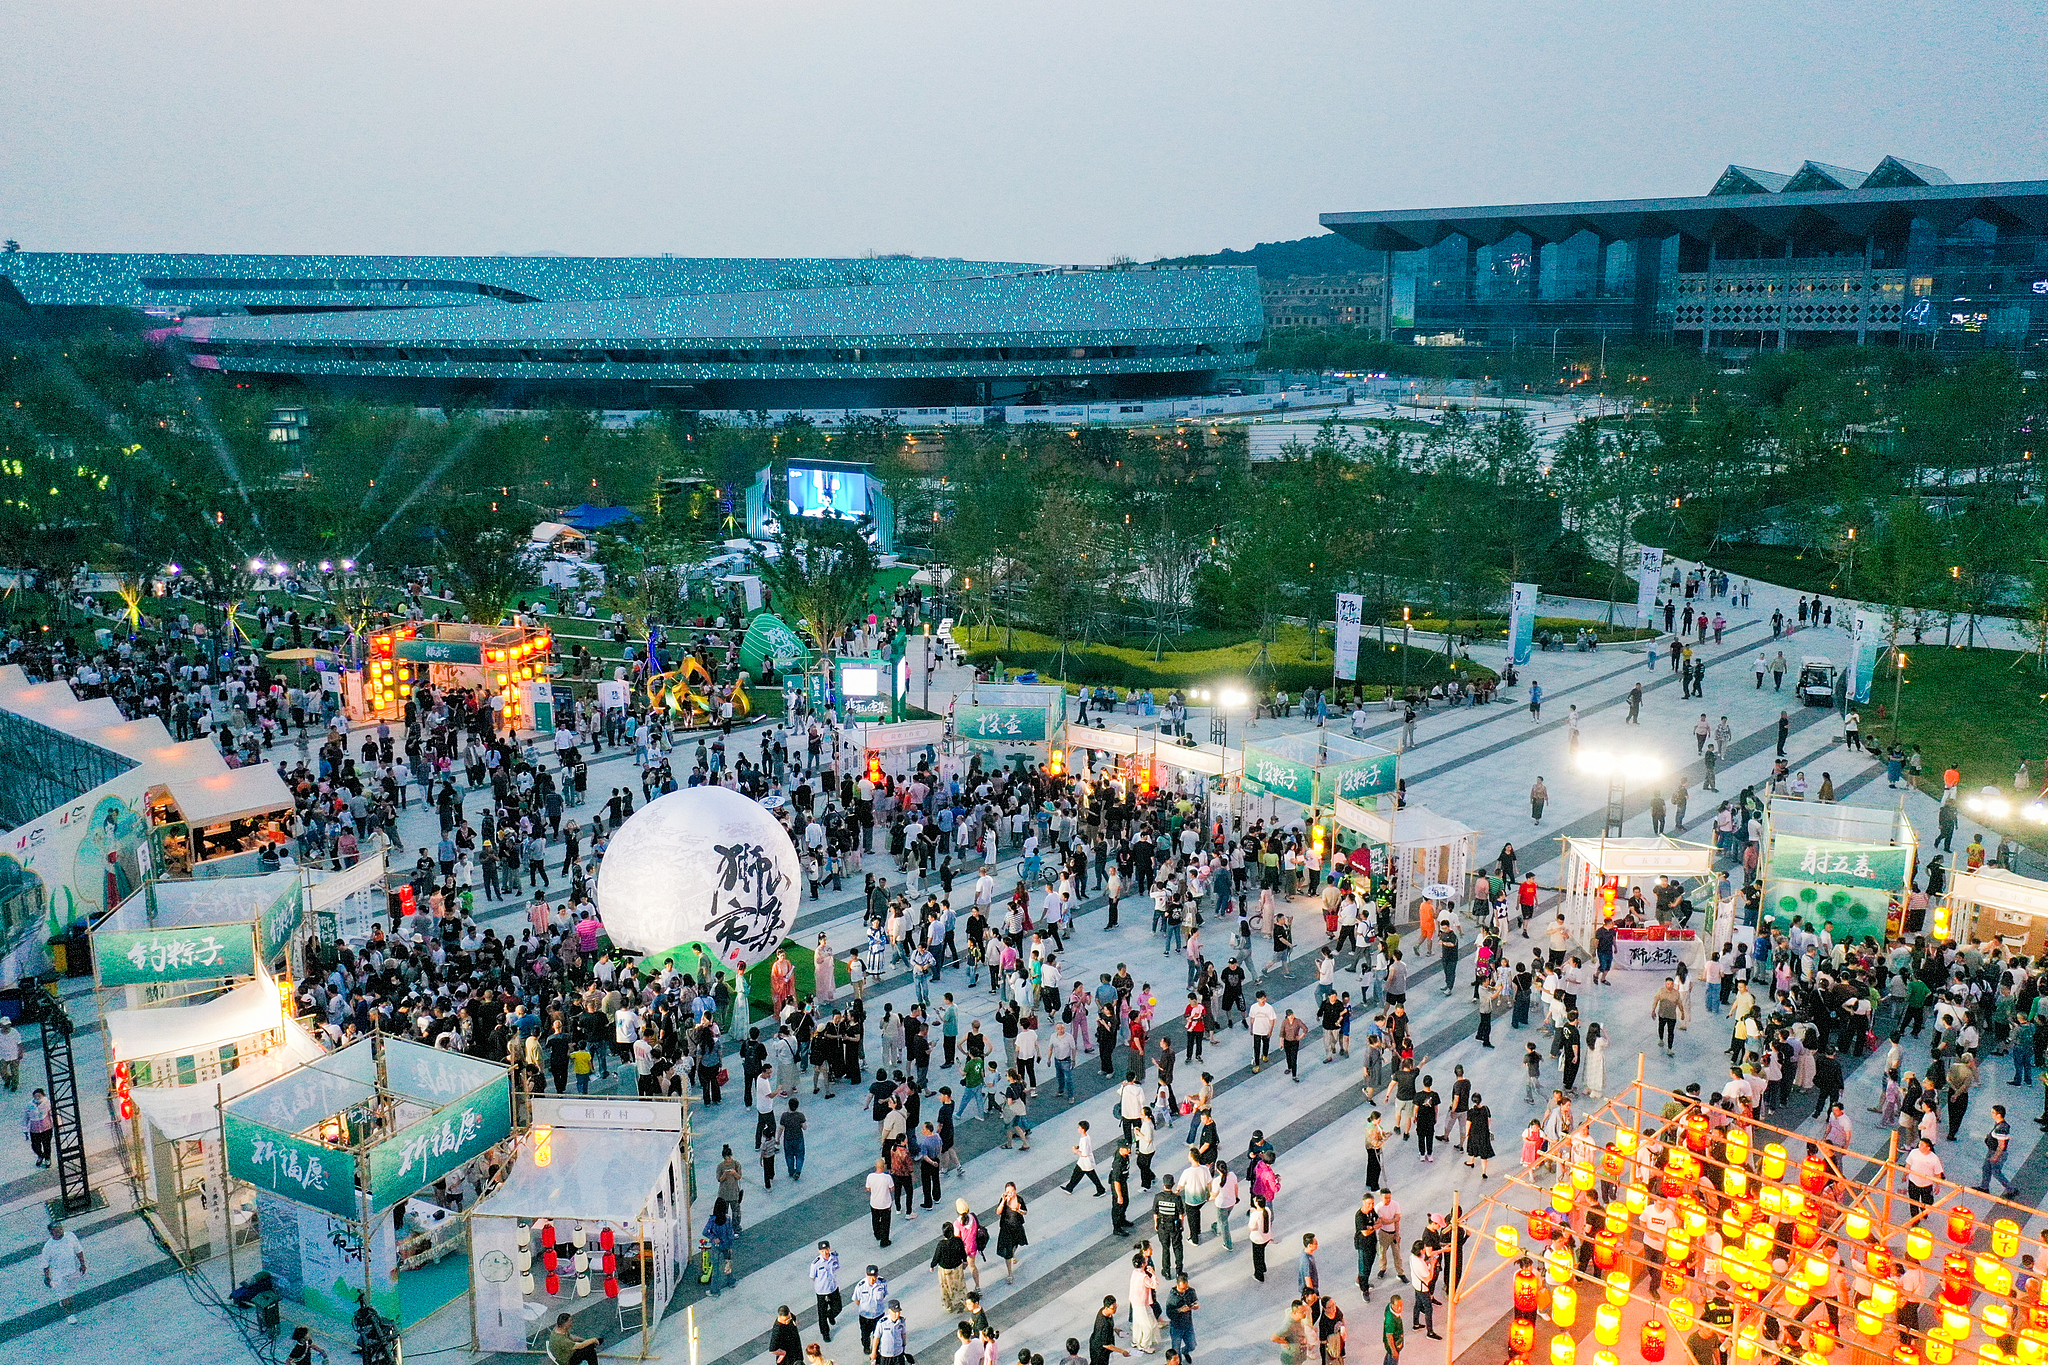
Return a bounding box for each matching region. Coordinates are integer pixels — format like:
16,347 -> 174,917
1583,1023 -> 1608,1097
1128,1251 -> 1161,1352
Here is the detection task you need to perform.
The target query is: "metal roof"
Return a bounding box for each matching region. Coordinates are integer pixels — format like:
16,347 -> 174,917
1319,178 -> 2048,251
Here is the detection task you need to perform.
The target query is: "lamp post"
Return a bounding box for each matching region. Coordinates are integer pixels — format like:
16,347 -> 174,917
1577,748 -> 1664,838
1889,647 -> 1907,743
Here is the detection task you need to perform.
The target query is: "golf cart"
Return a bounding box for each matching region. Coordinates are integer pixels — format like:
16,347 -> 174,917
1796,657 -> 1837,707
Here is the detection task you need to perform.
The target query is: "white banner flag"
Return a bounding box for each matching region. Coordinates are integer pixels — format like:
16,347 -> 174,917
1334,593 -> 1364,681
1636,547 -> 1665,627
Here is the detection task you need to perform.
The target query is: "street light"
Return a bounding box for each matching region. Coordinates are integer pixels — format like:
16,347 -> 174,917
1578,748 -> 1664,837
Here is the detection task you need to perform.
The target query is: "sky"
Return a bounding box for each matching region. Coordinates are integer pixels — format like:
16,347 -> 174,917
5,0 -> 2047,265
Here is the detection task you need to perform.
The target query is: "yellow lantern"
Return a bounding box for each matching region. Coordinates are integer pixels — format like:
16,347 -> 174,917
1783,1187 -> 1807,1217
1552,1284 -> 1578,1327
1721,1206 -> 1746,1241
1572,1163 -> 1597,1191
1926,1334 -> 1955,1365
1986,1303 -> 2015,1336
1813,1330 -> 1837,1357
1996,1220 -> 2023,1258
1627,1183 -> 1650,1214
1497,1225 -> 1522,1257
1745,1228 -> 1775,1259
1552,1336 -> 1577,1365
1942,1307 -> 1972,1339
1616,1128 -> 1638,1156
1548,1244 -> 1575,1285
1725,1169 -> 1749,1199
1858,1306 -> 1885,1337
1607,1270 -> 1632,1306
1596,1303 -> 1623,1346
1871,1282 -> 1900,1313
1762,1144 -> 1788,1180
1760,1186 -> 1784,1215
1909,1226 -> 1935,1261
1845,1210 -> 1872,1242
1805,1256 -> 1831,1289
1987,1345 -> 2011,1365
1553,1183 -> 1576,1215
1726,1127 -> 1751,1165
1596,1351 -> 1620,1365
1683,1204 -> 1709,1236
1669,1297 -> 1697,1333
1734,1328 -> 1761,1361
1785,1282 -> 1811,1310
1978,1255 -> 2007,1292
1605,1202 -> 1630,1235
2016,1331 -> 2047,1364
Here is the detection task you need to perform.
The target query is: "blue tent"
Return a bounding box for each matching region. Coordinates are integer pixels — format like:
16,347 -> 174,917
559,503 -> 641,531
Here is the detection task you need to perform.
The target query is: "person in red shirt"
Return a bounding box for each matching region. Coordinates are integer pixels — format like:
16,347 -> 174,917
1183,994 -> 1208,1061
1517,874 -> 1540,937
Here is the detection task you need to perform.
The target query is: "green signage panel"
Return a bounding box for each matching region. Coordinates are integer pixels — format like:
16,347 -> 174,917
1768,835 -> 1911,888
739,613 -> 812,678
1320,754 -> 1399,805
96,924 -> 258,987
955,704 -> 1049,743
1243,747 -> 1316,806
366,1074 -> 514,1210
224,1112 -> 359,1218
394,638 -> 484,666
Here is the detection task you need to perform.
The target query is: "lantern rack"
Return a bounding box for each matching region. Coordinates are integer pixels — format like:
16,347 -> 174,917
1439,1053 -> 2048,1365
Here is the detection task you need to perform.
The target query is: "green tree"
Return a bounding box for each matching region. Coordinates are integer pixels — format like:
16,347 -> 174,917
749,513 -> 876,654
432,500 -> 539,625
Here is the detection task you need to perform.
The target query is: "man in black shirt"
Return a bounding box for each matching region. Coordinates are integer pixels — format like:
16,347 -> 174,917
1153,1184 -> 1186,1279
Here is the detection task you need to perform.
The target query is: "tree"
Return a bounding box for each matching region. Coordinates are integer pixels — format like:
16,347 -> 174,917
432,501 -> 539,625
1016,485 -> 1114,678
749,513 -> 876,654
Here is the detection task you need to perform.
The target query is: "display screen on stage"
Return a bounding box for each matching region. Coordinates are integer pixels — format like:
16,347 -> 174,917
788,465 -> 869,520
841,666 -> 881,697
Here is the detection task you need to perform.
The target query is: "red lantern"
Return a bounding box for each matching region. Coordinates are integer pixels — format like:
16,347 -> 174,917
600,1228 -> 615,1252
605,1276 -> 619,1299
1601,1145 -> 1626,1181
1794,1219 -> 1820,1249
1642,1321 -> 1668,1362
545,1272 -> 560,1296
1948,1208 -> 1976,1247
602,1252 -> 616,1275
1516,1266 -> 1542,1314
1595,1231 -> 1620,1270
1511,1319 -> 1537,1356
1801,1157 -> 1827,1193
541,1222 -> 557,1248
1685,1112 -> 1710,1154
543,1248 -> 558,1272
1942,1253 -> 1973,1307
1530,1209 -> 1557,1243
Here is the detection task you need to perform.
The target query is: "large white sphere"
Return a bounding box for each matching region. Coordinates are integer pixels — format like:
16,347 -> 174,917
596,786 -> 802,972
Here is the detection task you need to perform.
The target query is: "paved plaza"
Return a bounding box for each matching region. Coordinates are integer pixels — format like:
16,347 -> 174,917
2,558 -> 2032,1365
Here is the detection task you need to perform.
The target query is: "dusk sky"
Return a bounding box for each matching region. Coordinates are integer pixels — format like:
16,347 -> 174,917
6,0 -> 2045,264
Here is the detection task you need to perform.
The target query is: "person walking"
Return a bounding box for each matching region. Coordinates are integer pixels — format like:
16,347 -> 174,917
1164,1272 -> 1201,1363
1063,1120 -> 1107,1196
40,1219 -> 87,1323
1384,1296 -> 1406,1365
1462,1096 -> 1495,1178
1091,1294 -> 1132,1365
872,1299 -> 909,1365
811,1242 -> 844,1342
852,1266 -> 890,1355
864,1159 -> 896,1247
23,1087 -> 52,1167
1529,778 -> 1548,825
995,1183 -> 1029,1284
1652,980 -> 1682,1054
1978,1105 -> 2018,1197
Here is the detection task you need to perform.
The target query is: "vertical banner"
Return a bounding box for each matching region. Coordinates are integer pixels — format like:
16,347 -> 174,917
1508,582 -> 1539,665
1848,607 -> 1882,704
1333,593 -> 1363,682
1635,547 -> 1664,627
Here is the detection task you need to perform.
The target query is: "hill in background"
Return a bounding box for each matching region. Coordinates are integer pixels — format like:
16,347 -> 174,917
1154,232 -> 1377,278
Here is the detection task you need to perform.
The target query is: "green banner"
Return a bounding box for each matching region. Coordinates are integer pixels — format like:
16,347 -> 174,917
1768,835 -> 1911,888
259,882 -> 302,961
224,1112 -> 359,1218
954,704 -> 1049,743
1243,747 -> 1316,805
366,1074 -> 513,1210
96,924 -> 257,987
738,613 -> 812,679
395,638 -> 484,665
1320,754 -> 1398,805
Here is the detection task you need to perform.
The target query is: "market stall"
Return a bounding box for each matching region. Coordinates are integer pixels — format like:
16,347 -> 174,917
470,1095 -> 689,1358
1761,796 -> 1917,943
145,765 -> 297,879
1558,837 -> 1715,968
1330,799 -> 1477,925
94,869 -> 305,1004
224,1035 -> 515,1328
949,682 -> 1066,771
1944,866 -> 2048,955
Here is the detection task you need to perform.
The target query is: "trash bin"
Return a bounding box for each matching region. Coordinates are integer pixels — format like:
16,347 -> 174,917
63,925 -> 92,978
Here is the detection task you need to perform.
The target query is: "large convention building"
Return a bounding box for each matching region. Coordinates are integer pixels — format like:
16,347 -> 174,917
0,253 -> 1263,409
1321,156 -> 2048,353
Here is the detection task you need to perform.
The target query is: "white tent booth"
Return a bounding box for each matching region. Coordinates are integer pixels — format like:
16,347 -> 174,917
470,1095 -> 690,1358
1945,868 -> 2048,958
1331,799 -> 1479,924
1559,837 -> 1716,969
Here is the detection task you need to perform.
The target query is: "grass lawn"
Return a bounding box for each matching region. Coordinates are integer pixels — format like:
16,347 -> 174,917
1396,615 -> 1657,644
1875,646 -> 2048,851
958,622 -> 1489,696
